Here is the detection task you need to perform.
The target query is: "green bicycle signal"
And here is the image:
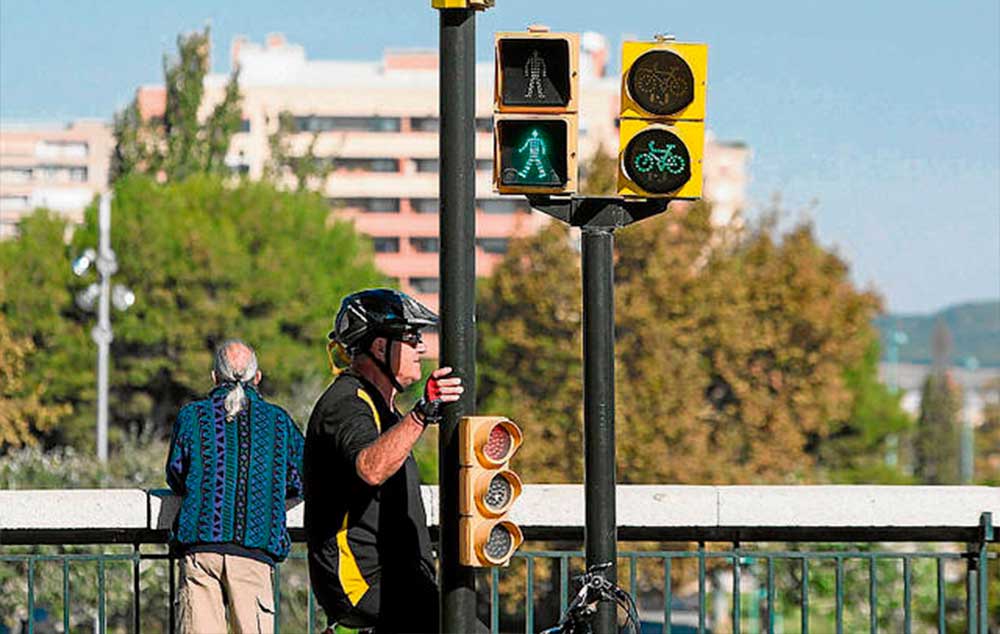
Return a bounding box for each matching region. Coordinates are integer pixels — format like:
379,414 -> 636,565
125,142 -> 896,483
622,126 -> 692,194
633,141 -> 686,175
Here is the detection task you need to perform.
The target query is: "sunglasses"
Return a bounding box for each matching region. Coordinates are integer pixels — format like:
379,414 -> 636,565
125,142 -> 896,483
399,331 -> 423,346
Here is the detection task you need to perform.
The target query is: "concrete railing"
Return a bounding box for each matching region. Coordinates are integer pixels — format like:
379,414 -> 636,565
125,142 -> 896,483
1,485 -> 997,544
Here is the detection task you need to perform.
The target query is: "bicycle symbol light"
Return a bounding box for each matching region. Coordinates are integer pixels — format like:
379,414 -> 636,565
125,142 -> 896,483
618,39 -> 707,198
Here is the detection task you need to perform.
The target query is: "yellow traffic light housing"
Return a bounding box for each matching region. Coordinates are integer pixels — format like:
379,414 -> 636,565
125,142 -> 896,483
617,39 -> 708,199
494,29 -> 579,195
431,0 -> 493,10
459,416 -> 524,567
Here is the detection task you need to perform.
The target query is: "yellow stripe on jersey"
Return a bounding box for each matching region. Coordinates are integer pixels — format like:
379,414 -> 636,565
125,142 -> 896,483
336,513 -> 370,606
356,388 -> 382,433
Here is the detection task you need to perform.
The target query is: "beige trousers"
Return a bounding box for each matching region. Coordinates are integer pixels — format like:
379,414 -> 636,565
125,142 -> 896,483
178,552 -> 275,634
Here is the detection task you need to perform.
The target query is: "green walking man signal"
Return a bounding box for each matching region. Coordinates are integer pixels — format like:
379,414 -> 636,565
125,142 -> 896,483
493,28 -> 579,195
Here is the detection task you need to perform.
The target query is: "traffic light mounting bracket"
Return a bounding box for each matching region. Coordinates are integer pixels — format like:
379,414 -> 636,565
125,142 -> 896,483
525,195 -> 669,229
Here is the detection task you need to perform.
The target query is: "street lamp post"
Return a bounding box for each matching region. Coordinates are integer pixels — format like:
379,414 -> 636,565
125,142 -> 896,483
72,193 -> 134,463
886,328 -> 908,468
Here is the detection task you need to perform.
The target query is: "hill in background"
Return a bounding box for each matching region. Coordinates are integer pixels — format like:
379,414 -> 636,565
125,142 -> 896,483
875,300 -> 1000,368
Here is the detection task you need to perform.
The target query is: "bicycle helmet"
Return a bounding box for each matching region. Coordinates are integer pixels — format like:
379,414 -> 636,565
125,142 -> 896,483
330,289 -> 438,390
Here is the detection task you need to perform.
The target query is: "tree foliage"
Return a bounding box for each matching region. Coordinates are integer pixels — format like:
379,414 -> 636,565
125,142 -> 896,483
111,27 -> 241,183
975,378 -> 1000,485
0,314 -> 69,449
914,371 -> 962,484
0,176 -> 385,449
478,201 -> 887,484
265,111 -> 336,192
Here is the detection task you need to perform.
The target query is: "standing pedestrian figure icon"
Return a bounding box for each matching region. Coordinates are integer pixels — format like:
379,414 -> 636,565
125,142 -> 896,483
524,50 -> 547,99
517,129 -> 547,179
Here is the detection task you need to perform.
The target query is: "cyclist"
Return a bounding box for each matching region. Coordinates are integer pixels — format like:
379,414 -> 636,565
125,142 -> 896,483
304,289 -> 463,634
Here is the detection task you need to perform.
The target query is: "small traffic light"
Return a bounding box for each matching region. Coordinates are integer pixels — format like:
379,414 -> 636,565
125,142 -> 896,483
459,416 -> 524,567
494,29 -> 579,195
618,39 -> 708,199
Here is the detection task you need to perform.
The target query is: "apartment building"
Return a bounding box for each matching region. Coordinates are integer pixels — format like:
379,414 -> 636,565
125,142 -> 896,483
0,120 -> 112,238
185,35 -> 748,309
3,34 -> 749,352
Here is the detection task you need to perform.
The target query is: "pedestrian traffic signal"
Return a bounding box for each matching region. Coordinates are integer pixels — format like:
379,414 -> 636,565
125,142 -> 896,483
617,40 -> 707,199
494,29 -> 579,195
459,416 -> 524,567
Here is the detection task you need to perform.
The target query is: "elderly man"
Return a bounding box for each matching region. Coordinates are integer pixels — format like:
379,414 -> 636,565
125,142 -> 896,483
167,339 -> 304,634
305,289 -> 464,634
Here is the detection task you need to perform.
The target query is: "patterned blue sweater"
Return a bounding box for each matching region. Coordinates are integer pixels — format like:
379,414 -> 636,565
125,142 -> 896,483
166,384 -> 304,563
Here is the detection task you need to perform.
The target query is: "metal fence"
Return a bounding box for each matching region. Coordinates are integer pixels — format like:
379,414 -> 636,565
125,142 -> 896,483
2,516 -> 995,633
1,486 -> 997,633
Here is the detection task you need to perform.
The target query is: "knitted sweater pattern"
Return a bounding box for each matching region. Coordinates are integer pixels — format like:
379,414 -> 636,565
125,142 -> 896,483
166,385 -> 304,562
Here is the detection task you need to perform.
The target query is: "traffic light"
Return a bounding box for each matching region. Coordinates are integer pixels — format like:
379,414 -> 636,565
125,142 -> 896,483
493,29 -> 579,195
617,40 -> 708,199
459,416 -> 524,567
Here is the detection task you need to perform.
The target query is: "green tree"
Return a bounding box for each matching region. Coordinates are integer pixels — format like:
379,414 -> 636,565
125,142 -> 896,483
478,202 -> 883,485
0,313 -> 70,448
1,176 -> 385,448
817,340 -> 914,483
111,27 -> 241,183
913,372 -> 962,484
913,320 -> 962,484
265,110 -> 336,192
975,377 -> 1000,486
0,210 -> 91,448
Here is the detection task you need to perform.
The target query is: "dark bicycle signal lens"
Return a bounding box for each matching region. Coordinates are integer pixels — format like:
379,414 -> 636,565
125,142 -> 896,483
622,127 -> 692,194
627,50 -> 695,116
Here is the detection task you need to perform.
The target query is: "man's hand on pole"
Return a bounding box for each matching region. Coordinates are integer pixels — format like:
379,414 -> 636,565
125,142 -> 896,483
412,366 -> 463,426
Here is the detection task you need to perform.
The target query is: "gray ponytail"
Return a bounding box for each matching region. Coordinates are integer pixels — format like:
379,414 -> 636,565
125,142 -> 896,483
213,339 -> 259,421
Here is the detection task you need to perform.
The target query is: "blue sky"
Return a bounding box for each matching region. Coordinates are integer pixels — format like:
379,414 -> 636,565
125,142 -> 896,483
2,0 -> 998,314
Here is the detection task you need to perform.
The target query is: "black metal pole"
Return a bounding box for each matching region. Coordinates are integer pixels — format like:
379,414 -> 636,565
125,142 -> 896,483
581,227 -> 618,634
439,8 -> 478,634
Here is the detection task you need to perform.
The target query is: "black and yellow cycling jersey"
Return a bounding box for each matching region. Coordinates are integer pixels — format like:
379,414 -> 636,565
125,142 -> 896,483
303,369 -> 436,630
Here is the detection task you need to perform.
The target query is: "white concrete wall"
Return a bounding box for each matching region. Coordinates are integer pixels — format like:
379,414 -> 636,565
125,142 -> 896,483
1,486 -> 996,532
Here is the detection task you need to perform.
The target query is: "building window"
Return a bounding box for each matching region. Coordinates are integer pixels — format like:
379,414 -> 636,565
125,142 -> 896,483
410,277 -> 440,294
475,117 -> 493,133
411,117 -> 439,132
414,159 -> 439,173
331,198 -> 400,212
410,237 -> 439,253
69,167 -> 88,182
35,140 -> 88,159
478,199 -> 524,214
372,237 -> 400,253
476,238 -> 509,254
0,195 -> 30,211
239,119 -> 251,132
294,116 -> 401,133
411,198 -> 439,214
335,158 -> 400,173
0,167 -> 32,182
475,159 -> 492,172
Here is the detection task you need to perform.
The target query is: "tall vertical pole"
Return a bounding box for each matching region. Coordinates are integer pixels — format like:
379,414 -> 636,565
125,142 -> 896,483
581,227 -> 618,634
439,7 -> 478,633
93,193 -> 114,464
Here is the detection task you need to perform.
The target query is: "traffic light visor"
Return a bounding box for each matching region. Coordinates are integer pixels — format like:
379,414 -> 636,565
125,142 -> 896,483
473,418 -> 523,466
475,520 -> 524,565
475,469 -> 523,516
